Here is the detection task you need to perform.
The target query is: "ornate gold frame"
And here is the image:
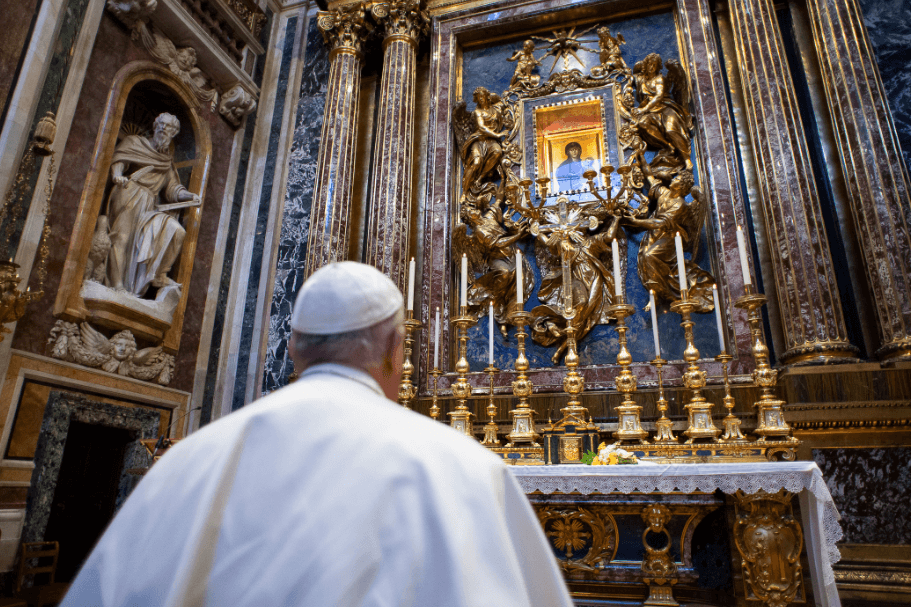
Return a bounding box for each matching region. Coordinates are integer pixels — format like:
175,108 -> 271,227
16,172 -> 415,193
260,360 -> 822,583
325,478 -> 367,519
53,61 -> 212,353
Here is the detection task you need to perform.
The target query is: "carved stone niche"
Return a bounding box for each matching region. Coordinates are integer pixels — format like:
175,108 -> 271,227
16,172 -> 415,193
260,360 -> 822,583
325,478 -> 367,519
54,62 -> 211,354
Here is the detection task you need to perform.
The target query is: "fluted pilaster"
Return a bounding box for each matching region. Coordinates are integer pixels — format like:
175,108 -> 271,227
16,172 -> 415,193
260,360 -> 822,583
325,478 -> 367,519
805,0 -> 911,361
727,0 -> 858,365
305,4 -> 368,278
364,0 -> 428,291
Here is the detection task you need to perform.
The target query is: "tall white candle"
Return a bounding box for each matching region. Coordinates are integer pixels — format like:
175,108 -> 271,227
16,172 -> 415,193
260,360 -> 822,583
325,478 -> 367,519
433,307 -> 440,369
675,231 -> 687,297
649,290 -> 661,358
736,225 -> 752,286
611,238 -> 622,298
516,250 -> 523,303
460,254 -> 468,308
712,285 -> 725,353
407,257 -> 415,311
489,302 -> 494,365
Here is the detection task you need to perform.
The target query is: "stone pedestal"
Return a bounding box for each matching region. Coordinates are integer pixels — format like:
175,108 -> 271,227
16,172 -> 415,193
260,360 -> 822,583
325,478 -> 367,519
364,0 -> 428,291
727,0 -> 858,365
805,0 -> 911,361
305,4 -> 368,278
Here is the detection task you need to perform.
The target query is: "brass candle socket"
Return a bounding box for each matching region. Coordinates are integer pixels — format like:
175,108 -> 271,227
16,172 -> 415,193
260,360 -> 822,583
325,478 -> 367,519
734,290 -> 793,441
429,367 -> 442,421
650,357 -> 677,443
506,304 -> 539,446
397,310 -> 422,409
609,303 -> 647,443
715,352 -> 747,441
481,364 -> 500,446
449,306 -> 477,438
670,296 -> 720,443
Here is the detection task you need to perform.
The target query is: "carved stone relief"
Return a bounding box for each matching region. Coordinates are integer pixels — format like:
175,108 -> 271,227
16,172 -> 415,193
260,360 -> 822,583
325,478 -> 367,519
134,22 -> 219,108
218,84 -> 257,127
49,320 -> 175,385
106,0 -> 157,32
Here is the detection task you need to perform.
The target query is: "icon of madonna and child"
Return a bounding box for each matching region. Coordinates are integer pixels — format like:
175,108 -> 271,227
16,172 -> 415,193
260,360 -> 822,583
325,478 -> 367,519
554,141 -> 600,193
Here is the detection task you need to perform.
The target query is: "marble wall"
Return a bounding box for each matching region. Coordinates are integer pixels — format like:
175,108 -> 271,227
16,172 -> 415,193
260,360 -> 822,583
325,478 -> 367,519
262,16 -> 329,395
858,0 -> 911,173
813,446 -> 911,545
0,0 -> 41,125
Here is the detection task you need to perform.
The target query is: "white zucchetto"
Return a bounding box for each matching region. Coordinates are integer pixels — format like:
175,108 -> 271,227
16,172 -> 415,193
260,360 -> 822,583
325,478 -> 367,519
291,261 -> 403,334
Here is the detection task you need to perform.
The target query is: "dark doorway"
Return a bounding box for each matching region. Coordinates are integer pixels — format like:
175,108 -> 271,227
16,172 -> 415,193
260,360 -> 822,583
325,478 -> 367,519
42,421 -> 134,582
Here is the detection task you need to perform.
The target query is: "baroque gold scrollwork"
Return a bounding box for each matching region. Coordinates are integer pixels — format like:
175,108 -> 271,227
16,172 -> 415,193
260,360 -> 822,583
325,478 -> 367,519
538,506 -> 617,573
734,490 -> 804,607
318,3 -> 370,57
640,504 -> 679,606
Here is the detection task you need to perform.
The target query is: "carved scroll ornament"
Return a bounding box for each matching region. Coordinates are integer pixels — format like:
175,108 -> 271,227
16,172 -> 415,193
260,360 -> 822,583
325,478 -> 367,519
318,3 -> 370,57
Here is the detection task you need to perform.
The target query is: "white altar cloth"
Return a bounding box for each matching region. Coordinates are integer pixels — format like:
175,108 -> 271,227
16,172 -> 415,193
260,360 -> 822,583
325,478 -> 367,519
511,462 -> 842,607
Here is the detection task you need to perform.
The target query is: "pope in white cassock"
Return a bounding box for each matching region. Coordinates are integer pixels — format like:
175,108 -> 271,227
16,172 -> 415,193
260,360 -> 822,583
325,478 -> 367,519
62,261 -> 574,607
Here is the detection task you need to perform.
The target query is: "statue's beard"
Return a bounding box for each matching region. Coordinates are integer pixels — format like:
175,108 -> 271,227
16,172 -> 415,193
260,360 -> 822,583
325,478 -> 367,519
152,134 -> 173,153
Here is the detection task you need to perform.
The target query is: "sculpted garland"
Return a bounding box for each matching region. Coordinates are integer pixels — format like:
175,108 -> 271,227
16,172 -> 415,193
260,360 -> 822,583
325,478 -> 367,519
452,30 -> 716,363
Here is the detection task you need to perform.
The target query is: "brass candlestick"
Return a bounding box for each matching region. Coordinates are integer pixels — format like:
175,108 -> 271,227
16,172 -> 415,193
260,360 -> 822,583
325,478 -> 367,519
398,310 -> 422,409
560,322 -> 589,425
482,364 -> 500,446
734,289 -> 793,440
716,352 -> 747,441
670,296 -> 720,443
651,357 -> 677,443
506,304 -> 539,446
429,367 -> 442,421
449,306 -> 476,437
609,303 -> 647,443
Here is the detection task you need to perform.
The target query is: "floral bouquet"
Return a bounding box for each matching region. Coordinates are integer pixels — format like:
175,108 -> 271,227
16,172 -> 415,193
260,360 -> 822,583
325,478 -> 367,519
582,442 -> 639,465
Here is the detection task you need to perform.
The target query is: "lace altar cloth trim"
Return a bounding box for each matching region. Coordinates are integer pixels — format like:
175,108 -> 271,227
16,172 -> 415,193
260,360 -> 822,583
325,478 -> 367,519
512,462 -> 843,588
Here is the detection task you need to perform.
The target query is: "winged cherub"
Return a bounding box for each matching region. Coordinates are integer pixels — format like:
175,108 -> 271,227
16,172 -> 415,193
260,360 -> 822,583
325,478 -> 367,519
48,321 -> 175,384
451,87 -> 512,208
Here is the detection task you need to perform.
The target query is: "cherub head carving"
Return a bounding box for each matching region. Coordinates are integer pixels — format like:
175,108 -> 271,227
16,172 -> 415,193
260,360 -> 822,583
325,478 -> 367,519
110,330 -> 138,361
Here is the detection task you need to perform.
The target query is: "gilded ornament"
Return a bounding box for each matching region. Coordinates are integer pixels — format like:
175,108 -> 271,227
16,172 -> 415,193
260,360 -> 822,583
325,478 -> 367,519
538,506 -> 617,573
318,3 -> 370,57
640,504 -> 679,606
371,0 -> 429,47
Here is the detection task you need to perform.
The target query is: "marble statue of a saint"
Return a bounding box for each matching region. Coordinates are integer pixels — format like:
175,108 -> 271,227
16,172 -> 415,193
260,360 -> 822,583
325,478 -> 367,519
104,113 -> 200,297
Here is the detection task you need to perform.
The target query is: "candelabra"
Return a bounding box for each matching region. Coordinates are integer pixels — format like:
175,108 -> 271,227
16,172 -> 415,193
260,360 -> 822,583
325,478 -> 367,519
560,322 -> 588,425
650,356 -> 677,443
481,364 -> 499,446
734,289 -> 793,441
716,352 -> 747,441
429,367 -> 442,421
609,302 -> 647,443
670,296 -> 720,442
449,306 -> 476,437
397,310 -> 422,409
506,304 -> 539,446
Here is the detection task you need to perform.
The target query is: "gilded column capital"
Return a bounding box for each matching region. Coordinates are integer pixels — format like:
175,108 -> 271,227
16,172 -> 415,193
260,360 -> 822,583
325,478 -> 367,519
317,3 -> 370,59
369,0 -> 429,50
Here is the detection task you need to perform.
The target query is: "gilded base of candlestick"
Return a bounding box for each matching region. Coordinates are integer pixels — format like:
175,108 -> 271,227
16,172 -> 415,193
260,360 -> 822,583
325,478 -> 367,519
651,357 -> 677,444
715,353 -> 747,442
610,303 -> 648,444
481,364 -> 500,446
429,368 -> 442,421
449,308 -> 476,439
506,307 -> 541,447
397,312 -> 422,409
670,298 -> 720,443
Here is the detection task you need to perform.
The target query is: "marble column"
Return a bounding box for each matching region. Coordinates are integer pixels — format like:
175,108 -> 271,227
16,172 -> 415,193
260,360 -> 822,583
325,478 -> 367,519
727,0 -> 858,365
304,4 -> 368,279
804,0 -> 911,361
364,0 -> 428,291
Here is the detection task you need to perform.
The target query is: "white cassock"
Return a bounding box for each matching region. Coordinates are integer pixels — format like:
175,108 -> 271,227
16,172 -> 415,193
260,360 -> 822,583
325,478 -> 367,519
62,363 -> 574,607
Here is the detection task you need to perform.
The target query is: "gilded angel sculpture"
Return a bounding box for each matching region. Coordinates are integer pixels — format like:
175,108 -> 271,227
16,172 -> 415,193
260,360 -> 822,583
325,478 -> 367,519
49,320 -> 175,384
452,200 -> 534,331
452,87 -> 512,207
590,26 -> 627,77
506,40 -> 542,89
620,160 -> 715,312
629,53 -> 694,171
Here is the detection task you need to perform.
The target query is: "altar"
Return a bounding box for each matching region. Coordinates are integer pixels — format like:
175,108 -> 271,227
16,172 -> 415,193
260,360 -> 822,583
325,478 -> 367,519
512,462 -> 843,607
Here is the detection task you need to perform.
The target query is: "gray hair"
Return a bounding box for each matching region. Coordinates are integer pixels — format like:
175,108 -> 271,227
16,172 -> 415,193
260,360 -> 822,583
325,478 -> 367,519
291,309 -> 404,370
154,113 -> 180,132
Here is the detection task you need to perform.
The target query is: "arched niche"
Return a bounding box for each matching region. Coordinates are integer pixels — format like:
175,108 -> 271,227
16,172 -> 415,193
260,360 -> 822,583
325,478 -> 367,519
54,61 -> 212,354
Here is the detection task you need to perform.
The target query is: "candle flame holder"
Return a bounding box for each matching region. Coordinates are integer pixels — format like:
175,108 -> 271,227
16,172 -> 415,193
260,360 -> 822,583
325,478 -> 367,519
506,304 -> 539,446
650,357 -> 677,443
734,289 -> 794,441
609,303 -> 647,443
449,305 -> 476,437
398,309 -> 422,409
716,352 -> 747,441
670,295 -> 720,443
481,364 -> 500,446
